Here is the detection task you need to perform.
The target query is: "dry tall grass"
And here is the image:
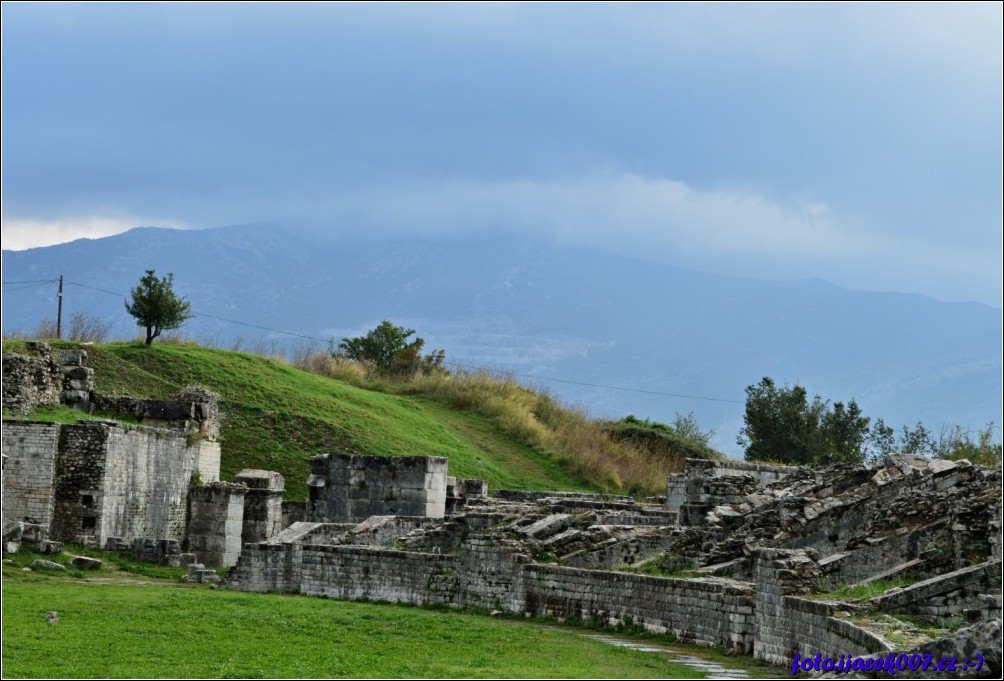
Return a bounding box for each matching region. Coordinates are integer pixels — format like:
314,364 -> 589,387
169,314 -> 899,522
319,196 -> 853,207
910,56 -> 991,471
285,352 -> 682,495
398,370 -> 681,495
290,348 -> 370,385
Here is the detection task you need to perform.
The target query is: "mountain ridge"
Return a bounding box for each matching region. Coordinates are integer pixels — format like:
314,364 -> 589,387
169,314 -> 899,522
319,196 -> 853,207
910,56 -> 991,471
2,223 -> 1000,454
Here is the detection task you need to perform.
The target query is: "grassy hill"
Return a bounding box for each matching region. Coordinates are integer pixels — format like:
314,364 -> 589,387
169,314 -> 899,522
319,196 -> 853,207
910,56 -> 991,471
2,340 -> 597,498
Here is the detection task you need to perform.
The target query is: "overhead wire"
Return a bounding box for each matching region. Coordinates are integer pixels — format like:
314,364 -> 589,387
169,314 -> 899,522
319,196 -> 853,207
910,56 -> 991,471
44,277 -> 746,405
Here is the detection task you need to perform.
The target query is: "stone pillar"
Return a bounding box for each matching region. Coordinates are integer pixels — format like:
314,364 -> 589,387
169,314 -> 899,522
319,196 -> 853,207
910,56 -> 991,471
446,477 -> 488,515
665,473 -> 687,516
753,548 -> 821,665
307,454 -> 448,523
234,469 -> 285,544
187,482 -> 247,567
57,349 -> 94,412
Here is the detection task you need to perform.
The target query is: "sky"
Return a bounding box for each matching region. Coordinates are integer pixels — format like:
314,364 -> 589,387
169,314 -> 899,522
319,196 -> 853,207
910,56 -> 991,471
2,2 -> 1002,306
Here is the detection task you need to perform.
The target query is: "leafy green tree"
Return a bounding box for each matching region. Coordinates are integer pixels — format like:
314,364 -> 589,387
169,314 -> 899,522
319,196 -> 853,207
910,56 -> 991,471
899,421 -> 937,455
820,400 -> 870,465
868,418 -> 897,460
738,377 -> 869,466
336,320 -> 445,376
125,270 -> 193,345
938,422 -> 1002,468
868,419 -> 1001,468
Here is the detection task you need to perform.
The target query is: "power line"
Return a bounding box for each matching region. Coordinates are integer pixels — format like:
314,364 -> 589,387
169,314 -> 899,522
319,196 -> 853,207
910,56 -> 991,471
65,281 -> 128,297
1,282 -> 54,292
191,311 -> 329,342
444,361 -> 744,404
2,279 -> 56,285
55,277 -> 746,404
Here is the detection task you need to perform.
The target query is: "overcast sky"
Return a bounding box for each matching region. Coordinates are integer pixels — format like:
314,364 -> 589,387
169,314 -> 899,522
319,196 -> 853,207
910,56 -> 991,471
2,2 -> 1001,305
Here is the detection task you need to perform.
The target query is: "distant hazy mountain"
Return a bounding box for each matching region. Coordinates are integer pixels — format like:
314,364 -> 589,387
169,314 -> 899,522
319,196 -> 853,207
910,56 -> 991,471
3,223 -> 1000,455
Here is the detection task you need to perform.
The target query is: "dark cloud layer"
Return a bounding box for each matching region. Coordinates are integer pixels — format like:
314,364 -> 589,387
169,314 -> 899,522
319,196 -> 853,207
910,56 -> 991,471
2,3 -> 1001,304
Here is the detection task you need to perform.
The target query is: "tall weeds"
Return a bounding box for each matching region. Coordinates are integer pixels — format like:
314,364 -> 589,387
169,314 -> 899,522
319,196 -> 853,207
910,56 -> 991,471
288,353 -> 685,495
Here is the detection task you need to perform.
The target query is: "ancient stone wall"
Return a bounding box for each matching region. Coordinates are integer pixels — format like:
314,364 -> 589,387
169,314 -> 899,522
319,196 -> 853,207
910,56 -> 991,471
188,482 -> 246,567
5,419 -> 219,546
524,565 -> 755,651
818,519 -> 954,587
666,462 -> 799,514
231,526 -> 756,651
1,343 -> 96,414
1,422 -> 61,527
229,523 -> 334,593
561,530 -> 681,570
337,515 -> 442,547
753,548 -> 890,665
51,421 -> 111,544
99,423 -> 203,542
300,545 -> 457,605
2,346 -> 63,414
667,458 -> 798,518
92,393 -> 220,439
234,469 -> 285,544
456,538 -> 530,612
306,454 -> 448,523
866,561 -> 1002,619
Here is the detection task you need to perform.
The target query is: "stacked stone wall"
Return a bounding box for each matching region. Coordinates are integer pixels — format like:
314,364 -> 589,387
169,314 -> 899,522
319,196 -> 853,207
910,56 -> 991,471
235,469 -> 284,544
456,539 -> 529,612
307,454 -> 447,523
668,458 -> 797,519
1,346 -> 63,414
229,523 -> 334,593
188,482 -> 246,567
866,561 -> 1002,619
7,419 -> 220,547
754,548 -> 890,665
51,421 -> 111,543
100,423 -> 201,543
300,545 -> 457,605
562,531 -> 680,569
338,516 -> 441,547
92,394 -> 219,438
2,422 -> 61,527
523,565 -> 755,651
818,520 -> 953,587
494,490 -> 633,503
782,596 -> 891,660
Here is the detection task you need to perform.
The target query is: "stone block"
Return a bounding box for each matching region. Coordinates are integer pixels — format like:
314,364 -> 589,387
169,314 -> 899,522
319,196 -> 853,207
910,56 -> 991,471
69,555 -> 102,570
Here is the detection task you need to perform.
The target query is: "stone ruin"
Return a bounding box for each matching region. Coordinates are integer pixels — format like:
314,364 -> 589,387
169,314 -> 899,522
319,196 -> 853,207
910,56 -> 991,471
225,454 -> 1001,675
2,342 -> 1001,674
2,342 -> 227,565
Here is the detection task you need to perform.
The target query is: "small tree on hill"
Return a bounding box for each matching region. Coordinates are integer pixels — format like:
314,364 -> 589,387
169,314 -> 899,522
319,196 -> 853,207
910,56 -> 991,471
336,320 -> 445,376
125,269 -> 193,345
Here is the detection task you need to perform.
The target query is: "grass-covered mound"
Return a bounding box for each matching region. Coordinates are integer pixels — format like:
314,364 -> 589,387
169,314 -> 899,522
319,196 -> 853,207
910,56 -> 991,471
3,339 -> 717,496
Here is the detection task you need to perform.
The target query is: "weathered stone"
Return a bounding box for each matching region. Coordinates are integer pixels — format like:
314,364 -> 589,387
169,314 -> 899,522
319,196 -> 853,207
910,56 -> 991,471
69,555 -> 102,570
30,559 -> 65,571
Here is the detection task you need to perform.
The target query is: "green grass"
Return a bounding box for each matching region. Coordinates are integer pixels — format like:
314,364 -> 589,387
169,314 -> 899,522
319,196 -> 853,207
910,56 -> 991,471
812,577 -> 917,602
2,340 -> 595,499
1,571 -> 704,678
4,546 -> 188,581
1,403 -> 141,426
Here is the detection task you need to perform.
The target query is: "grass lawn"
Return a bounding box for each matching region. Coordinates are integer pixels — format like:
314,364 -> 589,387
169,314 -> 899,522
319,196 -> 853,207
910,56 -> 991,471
2,567 -> 704,678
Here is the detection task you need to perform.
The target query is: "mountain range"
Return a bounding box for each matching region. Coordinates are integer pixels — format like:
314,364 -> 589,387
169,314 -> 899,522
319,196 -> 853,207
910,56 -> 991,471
3,223 -> 1000,455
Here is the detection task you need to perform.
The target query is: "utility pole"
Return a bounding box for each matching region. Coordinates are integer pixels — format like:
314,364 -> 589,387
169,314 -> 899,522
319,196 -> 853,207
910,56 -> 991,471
56,275 -> 63,339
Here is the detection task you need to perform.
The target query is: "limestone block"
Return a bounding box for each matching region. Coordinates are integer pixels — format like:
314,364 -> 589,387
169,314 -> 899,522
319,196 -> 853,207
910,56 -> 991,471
30,559 -> 65,571
69,555 -> 102,570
